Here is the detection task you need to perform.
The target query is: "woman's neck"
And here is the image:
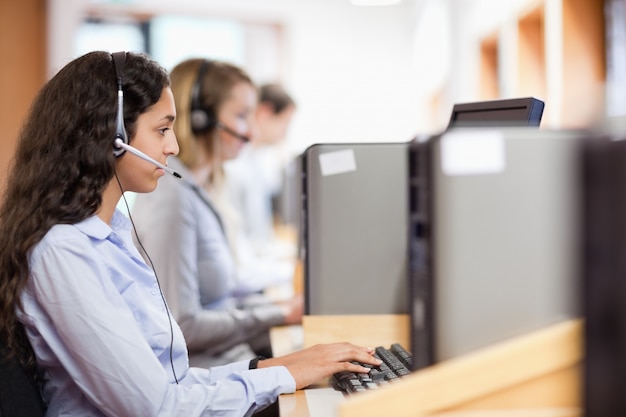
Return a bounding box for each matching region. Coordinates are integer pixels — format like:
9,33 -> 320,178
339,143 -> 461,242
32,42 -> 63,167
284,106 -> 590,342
97,179 -> 123,225
189,138 -> 217,187
190,164 -> 212,187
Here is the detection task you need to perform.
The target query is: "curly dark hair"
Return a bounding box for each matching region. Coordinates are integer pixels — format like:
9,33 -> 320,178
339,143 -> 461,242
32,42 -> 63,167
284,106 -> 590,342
0,50 -> 169,382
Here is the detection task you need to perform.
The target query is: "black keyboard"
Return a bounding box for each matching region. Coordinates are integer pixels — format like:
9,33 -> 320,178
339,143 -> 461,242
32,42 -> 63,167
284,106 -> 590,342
331,343 -> 412,395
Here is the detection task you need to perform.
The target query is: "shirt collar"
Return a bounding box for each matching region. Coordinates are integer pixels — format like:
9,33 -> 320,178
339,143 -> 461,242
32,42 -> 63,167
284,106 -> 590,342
73,209 -> 132,241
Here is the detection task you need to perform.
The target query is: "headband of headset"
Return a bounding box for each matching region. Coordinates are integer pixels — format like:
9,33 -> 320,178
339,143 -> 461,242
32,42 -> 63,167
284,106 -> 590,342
112,51 -> 128,157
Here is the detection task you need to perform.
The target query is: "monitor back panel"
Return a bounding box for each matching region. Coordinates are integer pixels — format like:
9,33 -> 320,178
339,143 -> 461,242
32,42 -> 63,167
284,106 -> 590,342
303,142 -> 409,315
582,136 -> 626,417
448,97 -> 545,128
409,128 -> 582,369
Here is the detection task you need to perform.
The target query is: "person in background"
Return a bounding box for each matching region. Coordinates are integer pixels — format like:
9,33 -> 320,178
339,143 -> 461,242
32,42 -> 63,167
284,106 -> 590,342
131,58 -> 302,368
0,50 -> 381,417
224,83 -> 297,258
222,83 -> 299,298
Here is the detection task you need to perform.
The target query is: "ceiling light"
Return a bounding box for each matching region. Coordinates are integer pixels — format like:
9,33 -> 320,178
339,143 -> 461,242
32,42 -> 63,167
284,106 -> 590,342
350,0 -> 403,6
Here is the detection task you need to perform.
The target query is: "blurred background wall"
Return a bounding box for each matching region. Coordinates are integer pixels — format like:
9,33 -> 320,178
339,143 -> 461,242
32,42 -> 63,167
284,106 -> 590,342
0,0 -> 619,193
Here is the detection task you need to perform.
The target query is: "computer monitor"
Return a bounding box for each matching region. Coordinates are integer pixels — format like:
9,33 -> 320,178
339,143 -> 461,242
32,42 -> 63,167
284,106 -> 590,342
408,128 -> 581,371
301,142 -> 410,315
448,97 -> 545,128
276,154 -> 303,231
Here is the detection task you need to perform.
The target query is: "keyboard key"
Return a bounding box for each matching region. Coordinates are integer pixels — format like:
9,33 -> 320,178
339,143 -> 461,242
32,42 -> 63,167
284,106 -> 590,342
332,343 -> 413,395
391,343 -> 413,369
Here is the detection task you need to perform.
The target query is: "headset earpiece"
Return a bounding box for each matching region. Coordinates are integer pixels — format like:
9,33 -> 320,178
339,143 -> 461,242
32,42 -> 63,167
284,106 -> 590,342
190,60 -> 216,135
111,51 -> 128,157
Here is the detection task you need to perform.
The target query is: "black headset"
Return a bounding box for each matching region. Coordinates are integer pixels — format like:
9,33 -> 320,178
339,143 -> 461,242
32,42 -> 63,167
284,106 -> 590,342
189,60 -> 216,135
111,51 -> 128,157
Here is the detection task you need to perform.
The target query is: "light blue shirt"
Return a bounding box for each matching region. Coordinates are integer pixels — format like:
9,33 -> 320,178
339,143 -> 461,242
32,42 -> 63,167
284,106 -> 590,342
17,210 -> 295,417
131,157 -> 286,365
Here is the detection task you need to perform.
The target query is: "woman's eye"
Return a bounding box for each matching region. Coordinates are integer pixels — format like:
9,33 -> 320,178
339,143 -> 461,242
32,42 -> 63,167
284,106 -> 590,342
158,128 -> 170,135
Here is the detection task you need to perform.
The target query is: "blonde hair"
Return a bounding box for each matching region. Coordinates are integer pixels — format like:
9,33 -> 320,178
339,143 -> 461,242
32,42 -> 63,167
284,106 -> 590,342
169,58 -> 254,188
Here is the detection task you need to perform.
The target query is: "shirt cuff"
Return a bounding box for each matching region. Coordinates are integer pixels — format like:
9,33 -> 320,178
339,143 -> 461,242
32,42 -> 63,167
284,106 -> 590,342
251,366 -> 296,395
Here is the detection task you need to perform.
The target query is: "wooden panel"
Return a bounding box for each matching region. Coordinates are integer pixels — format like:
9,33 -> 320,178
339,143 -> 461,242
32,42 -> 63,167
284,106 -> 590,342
480,33 -> 499,99
429,408 -> 580,417
451,366 -> 580,411
561,0 -> 606,127
517,5 -> 546,99
337,320 -> 582,417
302,314 -> 410,350
0,0 -> 47,194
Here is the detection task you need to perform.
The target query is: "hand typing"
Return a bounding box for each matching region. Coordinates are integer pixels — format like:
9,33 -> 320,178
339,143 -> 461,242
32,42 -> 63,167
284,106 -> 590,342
258,342 -> 382,390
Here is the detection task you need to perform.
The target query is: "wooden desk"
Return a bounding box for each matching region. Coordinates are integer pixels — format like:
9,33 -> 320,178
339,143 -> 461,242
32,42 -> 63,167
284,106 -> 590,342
274,319 -> 583,417
278,387 -> 581,417
271,325 -> 347,416
279,387 -> 345,417
270,324 -> 304,358
271,314 -> 410,417
302,314 -> 410,349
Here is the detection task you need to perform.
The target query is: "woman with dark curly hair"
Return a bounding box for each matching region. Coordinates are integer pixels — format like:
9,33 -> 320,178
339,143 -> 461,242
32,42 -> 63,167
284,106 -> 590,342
0,50 -> 379,417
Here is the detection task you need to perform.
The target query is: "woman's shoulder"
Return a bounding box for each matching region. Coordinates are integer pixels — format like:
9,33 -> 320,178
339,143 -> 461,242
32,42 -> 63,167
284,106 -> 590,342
42,223 -> 86,242
29,223 -> 92,264
34,213 -> 114,252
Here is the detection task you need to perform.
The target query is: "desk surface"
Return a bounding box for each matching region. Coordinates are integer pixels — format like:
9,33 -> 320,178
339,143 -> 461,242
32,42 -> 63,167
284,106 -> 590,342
270,325 -> 345,416
271,320 -> 582,417
279,387 -> 345,417
279,386 -> 581,417
279,390 -> 580,417
269,324 -> 303,358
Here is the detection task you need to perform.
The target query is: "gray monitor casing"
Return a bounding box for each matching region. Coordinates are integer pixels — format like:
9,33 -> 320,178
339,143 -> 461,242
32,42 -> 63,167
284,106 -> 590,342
302,142 -> 410,315
409,128 -> 582,369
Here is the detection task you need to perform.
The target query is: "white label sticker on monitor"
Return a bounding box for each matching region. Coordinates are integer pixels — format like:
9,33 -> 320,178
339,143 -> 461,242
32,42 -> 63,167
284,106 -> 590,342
319,149 -> 357,176
441,130 -> 506,175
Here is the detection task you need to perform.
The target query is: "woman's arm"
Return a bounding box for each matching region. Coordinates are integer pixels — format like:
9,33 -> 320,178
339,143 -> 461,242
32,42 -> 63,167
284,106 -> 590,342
21,225 -> 293,417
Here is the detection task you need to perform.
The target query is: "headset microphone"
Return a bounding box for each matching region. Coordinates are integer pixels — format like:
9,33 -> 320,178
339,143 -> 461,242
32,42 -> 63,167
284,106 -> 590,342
114,139 -> 182,178
216,122 -> 250,143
